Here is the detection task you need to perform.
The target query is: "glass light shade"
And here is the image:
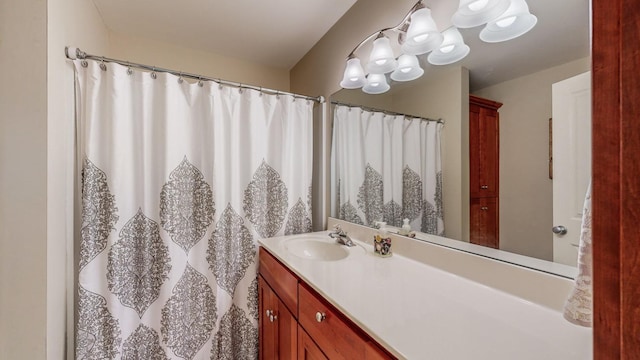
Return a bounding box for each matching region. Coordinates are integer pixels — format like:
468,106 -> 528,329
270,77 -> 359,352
362,73 -> 390,94
427,27 -> 471,65
451,0 -> 511,28
391,54 -> 424,82
367,37 -> 398,74
340,57 -> 366,89
401,8 -> 444,55
479,0 -> 537,42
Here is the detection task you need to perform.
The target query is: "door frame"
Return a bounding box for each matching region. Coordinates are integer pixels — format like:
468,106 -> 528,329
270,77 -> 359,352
592,0 -> 640,358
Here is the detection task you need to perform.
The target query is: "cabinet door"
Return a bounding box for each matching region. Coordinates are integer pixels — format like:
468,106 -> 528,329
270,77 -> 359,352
259,276 -> 297,360
470,197 -> 498,248
469,103 -> 499,198
298,325 -> 328,360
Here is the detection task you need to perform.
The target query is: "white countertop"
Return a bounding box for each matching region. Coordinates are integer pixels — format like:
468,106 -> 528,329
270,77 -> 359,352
259,231 -> 592,360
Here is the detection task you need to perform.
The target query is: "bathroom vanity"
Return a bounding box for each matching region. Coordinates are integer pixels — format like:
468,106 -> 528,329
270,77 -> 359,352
258,220 -> 592,359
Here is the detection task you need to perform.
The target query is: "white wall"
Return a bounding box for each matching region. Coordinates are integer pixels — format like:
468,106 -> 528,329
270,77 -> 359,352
0,0 -> 48,358
473,57 -> 591,260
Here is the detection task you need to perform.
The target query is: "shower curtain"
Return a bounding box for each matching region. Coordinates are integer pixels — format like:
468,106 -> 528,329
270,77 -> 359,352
74,60 -> 313,359
331,104 -> 444,235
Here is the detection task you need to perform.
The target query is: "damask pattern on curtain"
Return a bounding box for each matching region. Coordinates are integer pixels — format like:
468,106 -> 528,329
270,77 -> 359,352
74,60 -> 313,359
331,104 -> 444,235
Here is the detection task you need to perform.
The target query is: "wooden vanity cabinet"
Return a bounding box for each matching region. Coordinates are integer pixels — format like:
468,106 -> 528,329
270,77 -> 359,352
258,247 -> 394,360
259,276 -> 297,359
469,95 -> 502,248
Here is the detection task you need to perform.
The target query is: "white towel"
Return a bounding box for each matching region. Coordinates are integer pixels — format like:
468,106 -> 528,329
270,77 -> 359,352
563,183 -> 592,327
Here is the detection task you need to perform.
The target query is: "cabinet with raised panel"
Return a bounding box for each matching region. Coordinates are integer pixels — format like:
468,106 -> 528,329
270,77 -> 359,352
258,247 -> 394,360
469,95 -> 502,248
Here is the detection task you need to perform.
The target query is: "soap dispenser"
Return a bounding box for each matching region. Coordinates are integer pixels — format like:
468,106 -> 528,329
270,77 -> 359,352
399,218 -> 411,236
373,221 -> 392,257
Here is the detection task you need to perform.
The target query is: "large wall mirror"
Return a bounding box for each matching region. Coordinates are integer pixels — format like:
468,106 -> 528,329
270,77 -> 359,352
329,0 -> 590,277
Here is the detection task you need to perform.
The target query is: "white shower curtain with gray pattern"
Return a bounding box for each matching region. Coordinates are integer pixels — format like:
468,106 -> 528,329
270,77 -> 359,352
331,105 -> 444,235
74,60 -> 313,359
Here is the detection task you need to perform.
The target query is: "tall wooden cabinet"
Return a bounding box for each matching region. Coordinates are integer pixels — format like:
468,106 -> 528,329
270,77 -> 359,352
469,95 -> 502,248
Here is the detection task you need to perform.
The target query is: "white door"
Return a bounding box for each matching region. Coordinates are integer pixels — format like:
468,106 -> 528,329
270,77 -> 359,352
551,71 -> 591,266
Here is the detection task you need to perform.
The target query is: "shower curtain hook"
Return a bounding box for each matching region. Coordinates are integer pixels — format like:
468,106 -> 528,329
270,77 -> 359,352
218,79 -> 223,90
151,67 -> 157,79
238,84 -> 243,94
259,87 -> 263,96
276,90 -> 280,99
99,57 -> 107,71
126,61 -> 133,75
178,72 -> 184,84
198,77 -> 204,87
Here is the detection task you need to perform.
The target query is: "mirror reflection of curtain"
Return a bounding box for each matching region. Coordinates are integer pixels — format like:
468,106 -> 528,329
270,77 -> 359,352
74,60 -> 313,359
331,104 -> 444,235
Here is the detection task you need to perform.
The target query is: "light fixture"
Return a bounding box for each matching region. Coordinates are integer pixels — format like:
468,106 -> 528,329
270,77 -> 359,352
401,8 -> 444,55
363,74 -> 390,94
479,0 -> 537,42
451,0 -> 511,28
367,34 -> 398,74
338,0 -> 536,93
391,54 -> 424,82
340,56 -> 366,89
428,27 -> 470,65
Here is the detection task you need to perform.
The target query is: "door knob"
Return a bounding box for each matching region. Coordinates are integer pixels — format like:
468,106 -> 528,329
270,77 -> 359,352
315,312 -> 326,322
552,225 -> 568,235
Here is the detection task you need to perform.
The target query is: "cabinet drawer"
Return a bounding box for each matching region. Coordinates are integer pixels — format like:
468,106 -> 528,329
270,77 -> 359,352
299,284 -> 392,359
259,247 -> 299,317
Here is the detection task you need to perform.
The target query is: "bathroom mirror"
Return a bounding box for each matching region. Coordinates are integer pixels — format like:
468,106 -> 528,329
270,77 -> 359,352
330,0 -> 590,277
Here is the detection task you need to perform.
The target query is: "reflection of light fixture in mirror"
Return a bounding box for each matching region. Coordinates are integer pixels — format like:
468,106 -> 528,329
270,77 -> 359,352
362,73 -> 390,94
401,8 -> 444,55
391,54 -> 424,82
428,27 -> 470,65
451,0 -> 511,28
479,0 -> 537,42
340,56 -> 366,89
367,34 -> 398,74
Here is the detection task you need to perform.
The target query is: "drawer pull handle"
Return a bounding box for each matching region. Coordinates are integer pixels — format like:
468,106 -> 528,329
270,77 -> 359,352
269,314 -> 278,322
266,309 -> 272,317
315,312 -> 326,323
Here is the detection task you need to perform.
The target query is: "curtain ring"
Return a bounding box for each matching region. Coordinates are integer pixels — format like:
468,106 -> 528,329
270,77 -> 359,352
81,60 -> 88,68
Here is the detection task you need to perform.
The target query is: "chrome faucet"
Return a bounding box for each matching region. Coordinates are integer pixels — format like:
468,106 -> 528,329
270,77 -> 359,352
328,224 -> 355,247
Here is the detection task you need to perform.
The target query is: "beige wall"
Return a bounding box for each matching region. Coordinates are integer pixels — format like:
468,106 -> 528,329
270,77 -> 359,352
473,57 -> 591,260
2,1 -> 292,358
332,67 -> 470,240
108,32 -> 291,91
293,0 -> 433,230
0,0 -> 48,359
47,0 -> 110,358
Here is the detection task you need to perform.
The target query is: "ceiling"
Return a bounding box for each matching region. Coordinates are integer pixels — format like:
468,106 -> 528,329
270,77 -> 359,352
93,0 -> 590,90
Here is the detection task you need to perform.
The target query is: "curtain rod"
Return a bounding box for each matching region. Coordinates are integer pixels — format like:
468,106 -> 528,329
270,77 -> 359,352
65,47 -> 325,103
331,100 -> 443,124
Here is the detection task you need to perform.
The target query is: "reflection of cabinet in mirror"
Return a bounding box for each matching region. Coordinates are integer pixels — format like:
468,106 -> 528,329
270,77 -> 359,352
469,95 -> 502,248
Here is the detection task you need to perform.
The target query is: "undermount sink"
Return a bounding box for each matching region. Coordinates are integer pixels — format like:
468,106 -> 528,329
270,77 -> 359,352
284,236 -> 353,261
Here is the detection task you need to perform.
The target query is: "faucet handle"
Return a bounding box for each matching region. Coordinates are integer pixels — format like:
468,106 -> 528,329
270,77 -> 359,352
333,224 -> 343,232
